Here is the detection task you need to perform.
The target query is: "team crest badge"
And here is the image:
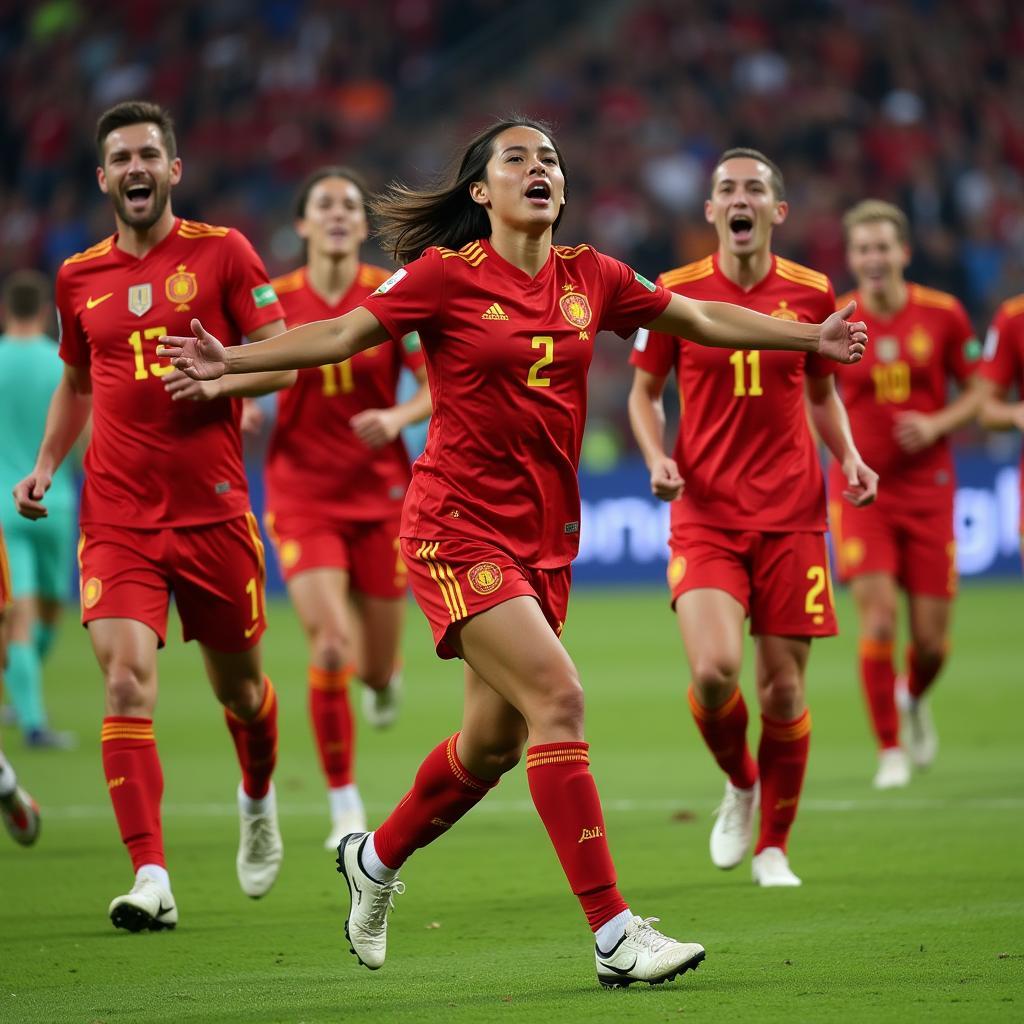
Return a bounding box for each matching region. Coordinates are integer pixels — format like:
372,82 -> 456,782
841,537 -> 865,570
908,326 -> 933,363
128,283 -> 152,317
82,577 -> 103,609
877,336 -> 900,363
467,561 -> 503,595
667,556 -> 687,587
166,264 -> 198,311
559,291 -> 592,330
770,300 -> 799,321
280,540 -> 301,570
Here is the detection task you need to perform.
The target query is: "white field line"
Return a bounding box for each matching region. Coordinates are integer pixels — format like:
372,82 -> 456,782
41,795 -> 1024,821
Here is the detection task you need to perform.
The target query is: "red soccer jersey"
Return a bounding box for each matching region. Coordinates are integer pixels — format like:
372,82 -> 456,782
57,218 -> 285,528
980,293 -> 1024,483
630,254 -> 835,533
265,264 -> 425,523
361,238 -> 670,568
832,284 -> 979,498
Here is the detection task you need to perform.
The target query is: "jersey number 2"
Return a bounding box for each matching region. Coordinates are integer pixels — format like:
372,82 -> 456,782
527,336 -> 554,387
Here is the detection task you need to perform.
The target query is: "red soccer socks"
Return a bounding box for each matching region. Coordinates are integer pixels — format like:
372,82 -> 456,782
859,637 -> 899,749
309,665 -> 355,788
526,741 -> 629,932
101,716 -> 165,870
688,685 -> 758,790
755,709 -> 811,854
373,734 -> 496,869
224,677 -> 279,800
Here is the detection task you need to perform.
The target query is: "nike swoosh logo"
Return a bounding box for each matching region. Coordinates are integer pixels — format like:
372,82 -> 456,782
244,624 -> 259,638
352,876 -> 363,904
86,292 -> 113,309
157,903 -> 175,916
599,957 -> 638,975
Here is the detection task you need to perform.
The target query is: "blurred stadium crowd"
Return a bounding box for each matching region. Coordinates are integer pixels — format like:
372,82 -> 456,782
2,0 -> 1022,445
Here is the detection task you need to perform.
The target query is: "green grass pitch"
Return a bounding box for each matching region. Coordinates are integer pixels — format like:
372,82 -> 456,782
2,583 -> 1022,1023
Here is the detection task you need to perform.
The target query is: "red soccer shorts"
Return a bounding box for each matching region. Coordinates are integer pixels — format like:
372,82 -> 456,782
0,525 -> 11,610
667,522 -> 837,637
401,537 -> 572,660
265,511 -> 407,600
828,484 -> 957,598
77,513 -> 267,651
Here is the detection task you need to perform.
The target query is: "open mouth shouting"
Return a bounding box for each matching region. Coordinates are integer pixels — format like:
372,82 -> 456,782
525,179 -> 552,206
728,212 -> 754,244
123,179 -> 154,214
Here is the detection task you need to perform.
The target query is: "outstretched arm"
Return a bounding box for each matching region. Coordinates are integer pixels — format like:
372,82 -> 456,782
628,366 -> 684,501
161,307 -> 389,380
647,297 -> 867,364
13,363 -> 92,520
805,374 -> 877,507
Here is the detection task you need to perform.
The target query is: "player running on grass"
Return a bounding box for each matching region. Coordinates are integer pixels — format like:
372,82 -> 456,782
13,101 -> 291,931
263,167 -> 430,849
0,524 -> 41,846
831,201 -> 982,788
163,118 -> 866,987
977,294 -> 1024,569
629,149 -> 877,887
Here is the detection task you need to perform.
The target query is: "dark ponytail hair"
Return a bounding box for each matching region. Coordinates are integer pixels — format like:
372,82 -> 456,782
371,115 -> 567,265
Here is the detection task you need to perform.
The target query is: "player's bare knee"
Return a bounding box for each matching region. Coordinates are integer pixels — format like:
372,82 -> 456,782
215,676 -> 264,719
533,672 -> 585,735
760,671 -> 804,718
692,659 -> 740,705
312,629 -> 350,674
104,663 -> 153,715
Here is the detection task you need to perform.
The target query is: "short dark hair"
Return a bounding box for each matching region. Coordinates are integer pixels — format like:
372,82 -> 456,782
294,166 -> 369,219
2,269 -> 49,321
711,147 -> 785,200
372,115 -> 567,265
96,100 -> 177,163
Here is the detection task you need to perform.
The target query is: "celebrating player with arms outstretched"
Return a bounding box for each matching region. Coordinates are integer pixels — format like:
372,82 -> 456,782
264,167 -> 430,848
164,118 -> 865,987
978,294 -> 1024,567
831,201 -> 982,787
13,101 -> 291,930
629,149 -> 876,887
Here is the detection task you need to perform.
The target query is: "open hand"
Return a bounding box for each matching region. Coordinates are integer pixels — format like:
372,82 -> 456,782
158,318 -> 229,380
893,411 -> 939,453
163,368 -> 222,402
818,301 -> 867,364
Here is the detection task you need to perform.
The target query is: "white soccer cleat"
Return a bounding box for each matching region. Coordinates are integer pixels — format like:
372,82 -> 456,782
324,807 -> 369,851
710,779 -> 758,869
361,674 -> 402,729
1,786 -> 40,847
873,747 -> 911,789
752,847 -> 802,887
236,784 -> 283,898
900,694 -> 938,769
108,876 -> 178,932
595,915 -> 705,988
336,832 -> 405,970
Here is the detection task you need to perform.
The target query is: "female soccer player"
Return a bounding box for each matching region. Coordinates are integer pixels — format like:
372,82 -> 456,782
263,168 -> 430,848
163,117 -> 866,988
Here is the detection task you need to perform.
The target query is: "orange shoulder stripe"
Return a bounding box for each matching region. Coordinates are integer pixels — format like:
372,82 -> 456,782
63,236 -> 115,265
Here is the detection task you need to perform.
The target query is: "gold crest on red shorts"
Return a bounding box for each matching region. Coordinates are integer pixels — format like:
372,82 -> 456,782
668,556 -> 687,586
467,561 -> 502,595
83,577 -> 103,609
279,540 -> 301,570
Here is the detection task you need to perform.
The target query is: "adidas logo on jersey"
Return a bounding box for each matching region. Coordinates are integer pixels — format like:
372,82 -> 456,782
481,303 -> 509,320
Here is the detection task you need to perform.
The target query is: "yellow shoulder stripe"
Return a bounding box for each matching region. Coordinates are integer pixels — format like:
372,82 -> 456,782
1001,294 -> 1024,319
271,269 -> 305,295
438,241 -> 487,267
910,284 -> 958,311
359,264 -> 392,287
775,258 -> 830,293
63,237 -> 114,265
178,219 -> 230,238
553,244 -> 590,260
661,257 -> 714,287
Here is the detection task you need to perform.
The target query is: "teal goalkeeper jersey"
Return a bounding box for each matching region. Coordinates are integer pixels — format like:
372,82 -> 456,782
0,334 -> 75,516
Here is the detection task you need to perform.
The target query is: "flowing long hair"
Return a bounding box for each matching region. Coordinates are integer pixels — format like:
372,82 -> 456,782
371,116 -> 567,265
